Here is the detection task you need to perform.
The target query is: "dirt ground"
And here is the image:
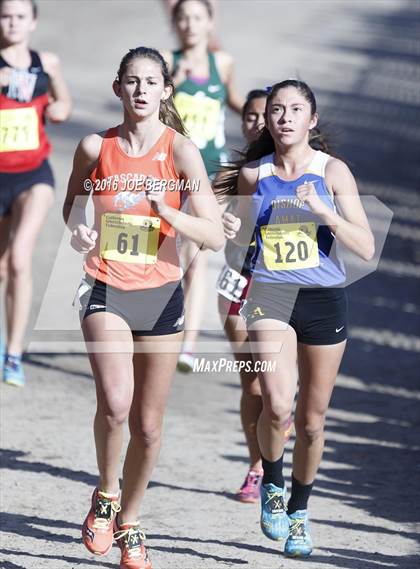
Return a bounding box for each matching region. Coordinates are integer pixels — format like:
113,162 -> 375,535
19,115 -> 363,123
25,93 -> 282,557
1,1 -> 419,568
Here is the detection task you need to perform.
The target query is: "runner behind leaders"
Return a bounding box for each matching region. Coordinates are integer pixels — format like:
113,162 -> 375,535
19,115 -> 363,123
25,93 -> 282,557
0,0 -> 71,386
217,89 -> 293,503
161,0 -> 243,372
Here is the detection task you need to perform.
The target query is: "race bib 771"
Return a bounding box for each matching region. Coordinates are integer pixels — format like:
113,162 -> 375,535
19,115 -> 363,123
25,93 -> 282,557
174,91 -> 221,142
0,107 -> 39,152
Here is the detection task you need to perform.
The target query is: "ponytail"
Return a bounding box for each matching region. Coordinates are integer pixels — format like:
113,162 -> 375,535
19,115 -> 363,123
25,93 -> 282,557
159,97 -> 186,135
309,125 -> 332,153
213,127 -> 276,198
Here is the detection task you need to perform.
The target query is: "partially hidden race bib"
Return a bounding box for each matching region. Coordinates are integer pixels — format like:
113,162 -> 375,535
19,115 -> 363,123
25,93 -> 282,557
216,264 -> 248,303
261,222 -> 320,271
100,213 -> 161,265
174,92 -> 221,142
0,107 -> 39,152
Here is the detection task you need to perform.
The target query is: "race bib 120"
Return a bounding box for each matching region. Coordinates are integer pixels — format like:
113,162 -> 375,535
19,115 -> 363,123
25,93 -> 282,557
261,222 -> 320,271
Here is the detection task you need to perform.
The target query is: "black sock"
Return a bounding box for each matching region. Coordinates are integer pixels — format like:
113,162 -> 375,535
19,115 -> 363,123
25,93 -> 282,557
287,474 -> 314,514
262,454 -> 284,488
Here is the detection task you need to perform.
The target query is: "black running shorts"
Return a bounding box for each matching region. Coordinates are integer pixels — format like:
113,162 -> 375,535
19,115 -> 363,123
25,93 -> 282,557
77,276 -> 184,336
240,282 -> 348,345
0,159 -> 55,217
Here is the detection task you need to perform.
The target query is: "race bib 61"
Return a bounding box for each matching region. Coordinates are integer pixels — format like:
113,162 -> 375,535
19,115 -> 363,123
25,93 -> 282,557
100,213 -> 160,265
216,264 -> 248,302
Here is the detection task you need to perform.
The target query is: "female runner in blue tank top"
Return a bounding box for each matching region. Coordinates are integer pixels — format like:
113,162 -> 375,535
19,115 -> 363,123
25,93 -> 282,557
221,80 -> 374,558
161,0 -> 243,371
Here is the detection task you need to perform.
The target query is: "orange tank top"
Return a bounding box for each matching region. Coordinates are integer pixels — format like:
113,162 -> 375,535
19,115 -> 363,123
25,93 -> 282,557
84,126 -> 183,291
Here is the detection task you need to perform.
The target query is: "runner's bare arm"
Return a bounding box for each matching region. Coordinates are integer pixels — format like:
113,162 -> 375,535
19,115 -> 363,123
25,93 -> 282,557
160,49 -> 173,73
160,49 -> 190,88
40,52 -> 72,122
0,66 -> 11,88
63,134 -> 101,232
232,162 -> 259,246
215,51 -> 243,113
147,135 -> 224,251
321,159 -> 374,261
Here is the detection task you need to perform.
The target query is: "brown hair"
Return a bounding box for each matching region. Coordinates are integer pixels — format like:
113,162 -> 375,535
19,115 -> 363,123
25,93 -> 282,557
0,0 -> 37,17
242,89 -> 268,119
172,0 -> 213,22
214,80 -> 332,196
116,47 -> 186,135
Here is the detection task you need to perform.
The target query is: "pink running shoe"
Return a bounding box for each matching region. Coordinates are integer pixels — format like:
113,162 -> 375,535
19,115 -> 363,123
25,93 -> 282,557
284,415 -> 293,442
236,469 -> 264,503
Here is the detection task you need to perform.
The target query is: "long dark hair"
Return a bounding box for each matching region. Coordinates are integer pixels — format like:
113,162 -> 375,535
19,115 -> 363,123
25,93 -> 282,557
242,89 -> 268,119
115,47 -> 186,135
214,80 -> 332,197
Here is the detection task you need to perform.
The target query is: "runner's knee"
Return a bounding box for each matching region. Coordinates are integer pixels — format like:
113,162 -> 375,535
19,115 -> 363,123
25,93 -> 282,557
97,396 -> 131,426
8,247 -> 32,278
241,372 -> 261,397
263,394 -> 293,426
295,413 -> 326,443
128,416 -> 162,448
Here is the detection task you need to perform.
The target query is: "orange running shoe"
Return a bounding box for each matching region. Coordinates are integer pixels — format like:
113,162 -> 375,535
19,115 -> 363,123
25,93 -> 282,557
82,488 -> 121,555
114,521 -> 152,569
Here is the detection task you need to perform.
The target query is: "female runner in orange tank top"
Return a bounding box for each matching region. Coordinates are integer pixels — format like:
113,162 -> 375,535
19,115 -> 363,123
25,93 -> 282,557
63,47 -> 223,569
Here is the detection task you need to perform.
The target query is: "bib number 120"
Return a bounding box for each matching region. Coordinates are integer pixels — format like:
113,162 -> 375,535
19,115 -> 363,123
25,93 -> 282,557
274,240 -> 309,264
261,222 -> 320,271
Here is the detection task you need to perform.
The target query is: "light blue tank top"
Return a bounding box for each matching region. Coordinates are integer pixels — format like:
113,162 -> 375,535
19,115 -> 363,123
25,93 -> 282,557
251,151 -> 346,286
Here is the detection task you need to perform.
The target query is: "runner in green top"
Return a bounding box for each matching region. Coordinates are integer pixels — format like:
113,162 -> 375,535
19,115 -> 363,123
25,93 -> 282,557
171,48 -> 226,176
162,0 -> 242,176
161,0 -> 243,371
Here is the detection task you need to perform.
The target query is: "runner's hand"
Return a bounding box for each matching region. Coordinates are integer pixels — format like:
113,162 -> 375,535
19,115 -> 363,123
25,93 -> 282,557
145,180 -> 167,214
172,58 -> 193,86
45,101 -> 68,123
71,224 -> 98,253
296,181 -> 328,216
223,211 -> 241,239
0,67 -> 11,88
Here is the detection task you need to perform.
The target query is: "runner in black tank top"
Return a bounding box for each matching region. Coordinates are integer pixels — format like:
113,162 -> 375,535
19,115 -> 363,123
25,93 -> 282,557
0,0 -> 71,386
